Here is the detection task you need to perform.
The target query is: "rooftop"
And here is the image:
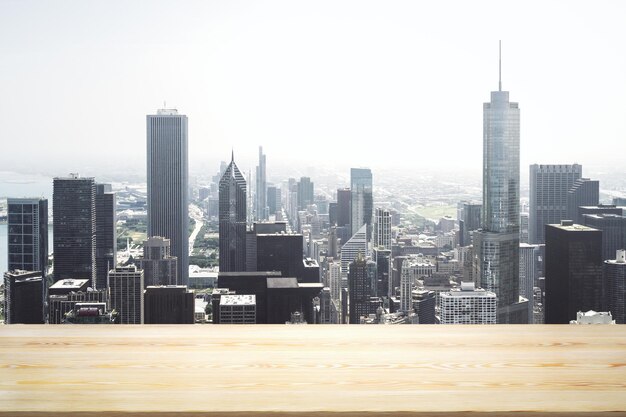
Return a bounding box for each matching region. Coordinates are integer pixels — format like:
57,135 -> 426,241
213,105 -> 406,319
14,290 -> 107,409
49,279 -> 89,290
220,294 -> 256,306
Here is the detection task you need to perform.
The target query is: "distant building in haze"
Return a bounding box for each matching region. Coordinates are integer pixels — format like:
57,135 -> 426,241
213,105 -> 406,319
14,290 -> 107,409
147,108 -> 189,285
297,177 -> 314,210
255,146 -> 268,221
350,168 -> 373,240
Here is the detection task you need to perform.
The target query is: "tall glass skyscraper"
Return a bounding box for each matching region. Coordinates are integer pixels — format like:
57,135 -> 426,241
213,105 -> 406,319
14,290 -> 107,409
255,146 -> 267,221
7,198 -> 48,275
219,153 -> 247,272
473,44 -> 526,323
147,109 -> 189,285
350,168 -> 373,240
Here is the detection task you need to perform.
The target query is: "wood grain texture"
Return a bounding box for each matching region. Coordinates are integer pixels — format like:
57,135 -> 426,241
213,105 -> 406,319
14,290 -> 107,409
0,325 -> 625,415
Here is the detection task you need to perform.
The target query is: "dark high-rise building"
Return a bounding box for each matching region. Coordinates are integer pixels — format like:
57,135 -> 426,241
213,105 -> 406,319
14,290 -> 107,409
219,153 -> 247,272
7,198 -> 48,275
529,164 -> 582,244
147,108 -> 189,286
144,286 -> 194,324
545,221 -> 603,324
372,247 -> 391,297
138,236 -> 178,286
348,253 -> 371,324
255,146 -> 268,221
350,169 -> 373,240
412,290 -> 436,324
566,178 -> 599,224
267,185 -> 279,215
578,204 -> 623,222
582,214 -> 626,261
109,265 -> 144,324
95,184 -> 116,290
297,177 -> 314,210
255,233 -> 304,280
473,45 -> 523,323
53,174 -> 96,285
336,188 -> 351,228
458,202 -> 481,247
604,250 -> 626,324
3,270 -> 44,324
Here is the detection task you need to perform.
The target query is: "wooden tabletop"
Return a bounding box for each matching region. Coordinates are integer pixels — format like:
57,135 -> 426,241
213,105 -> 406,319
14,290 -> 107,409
0,325 -> 625,416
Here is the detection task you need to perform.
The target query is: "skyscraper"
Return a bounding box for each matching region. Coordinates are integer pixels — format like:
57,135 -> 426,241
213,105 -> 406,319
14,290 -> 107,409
529,164 -> 582,244
604,250 -> 626,324
519,243 -> 541,324
350,168 -> 373,240
340,223 -> 367,283
545,221 -> 603,324
3,270 -> 44,324
95,184 -> 116,290
458,202 -> 481,247
582,214 -> 626,261
348,253 -> 370,324
255,146 -> 268,221
147,108 -> 189,285
109,265 -> 144,324
473,44 -> 523,323
53,174 -> 96,285
566,178 -> 599,224
400,261 -> 412,312
7,198 -> 48,275
297,177 -> 314,210
219,153 -> 247,272
336,188 -> 351,229
138,236 -> 178,286
374,208 -> 392,249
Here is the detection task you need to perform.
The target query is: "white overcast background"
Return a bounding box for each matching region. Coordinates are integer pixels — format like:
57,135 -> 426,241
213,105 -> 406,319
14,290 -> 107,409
0,0 -> 625,176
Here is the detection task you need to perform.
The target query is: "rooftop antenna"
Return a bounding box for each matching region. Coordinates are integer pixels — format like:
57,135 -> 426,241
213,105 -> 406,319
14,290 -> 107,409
498,40 -> 502,92
231,148 -> 234,162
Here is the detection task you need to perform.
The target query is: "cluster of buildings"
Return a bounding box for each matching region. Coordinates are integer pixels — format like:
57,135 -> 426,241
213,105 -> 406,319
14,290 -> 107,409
4,51 -> 625,326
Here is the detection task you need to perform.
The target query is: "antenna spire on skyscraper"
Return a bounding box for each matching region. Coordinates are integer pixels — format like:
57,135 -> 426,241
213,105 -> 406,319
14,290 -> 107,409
499,40 -> 502,92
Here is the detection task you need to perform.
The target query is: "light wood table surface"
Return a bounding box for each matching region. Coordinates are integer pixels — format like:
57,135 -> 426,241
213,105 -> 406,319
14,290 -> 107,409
1,325 -> 625,416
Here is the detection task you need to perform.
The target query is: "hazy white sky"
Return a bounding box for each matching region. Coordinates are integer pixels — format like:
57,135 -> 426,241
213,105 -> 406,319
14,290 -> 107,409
1,0 -> 625,176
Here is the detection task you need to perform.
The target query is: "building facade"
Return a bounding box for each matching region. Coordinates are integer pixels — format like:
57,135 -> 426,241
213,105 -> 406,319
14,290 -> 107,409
95,184 -> 116,290
219,154 -> 247,272
474,50 -> 521,324
350,168 -> 373,240
604,250 -> 626,324
440,282 -> 497,324
529,164 -> 582,244
147,108 -> 189,285
53,174 -> 96,284
545,221 -> 603,324
109,265 -> 144,324
138,236 -> 178,286
7,198 -> 48,275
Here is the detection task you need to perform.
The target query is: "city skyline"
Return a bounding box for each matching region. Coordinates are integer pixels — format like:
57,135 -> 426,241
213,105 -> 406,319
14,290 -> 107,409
1,1 -> 625,175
